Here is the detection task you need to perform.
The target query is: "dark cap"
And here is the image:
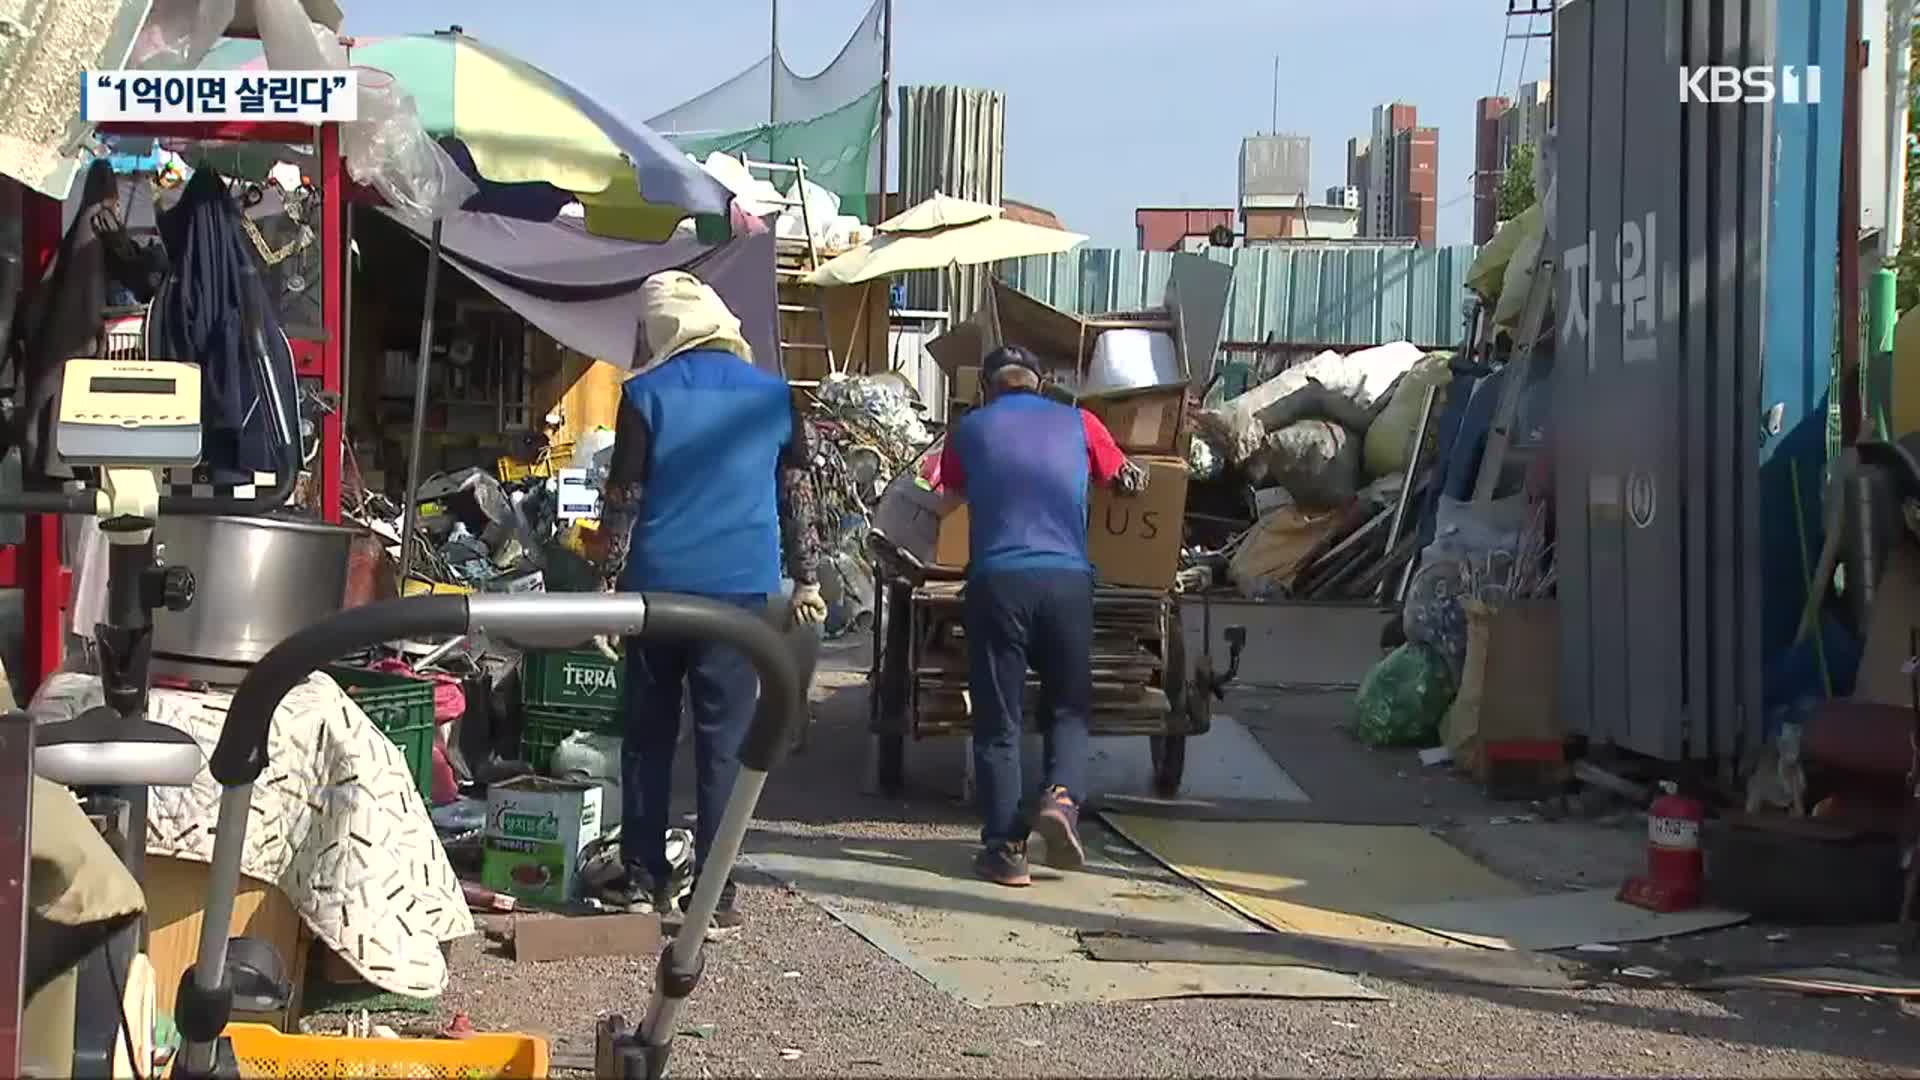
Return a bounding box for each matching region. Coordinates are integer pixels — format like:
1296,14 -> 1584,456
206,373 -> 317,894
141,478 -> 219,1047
982,345 -> 1040,380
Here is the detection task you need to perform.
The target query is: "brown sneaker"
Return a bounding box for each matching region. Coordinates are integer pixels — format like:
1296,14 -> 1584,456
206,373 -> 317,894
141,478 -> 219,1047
1031,787 -> 1085,870
972,842 -> 1032,887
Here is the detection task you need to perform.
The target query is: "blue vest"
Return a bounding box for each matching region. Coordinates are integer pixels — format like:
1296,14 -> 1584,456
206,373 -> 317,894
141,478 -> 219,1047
618,350 -> 790,597
949,392 -> 1093,577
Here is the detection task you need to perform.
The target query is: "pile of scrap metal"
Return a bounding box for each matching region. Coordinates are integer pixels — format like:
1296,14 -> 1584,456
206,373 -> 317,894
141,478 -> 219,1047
349,434 -> 610,596
801,371 -> 934,636
1181,340 -> 1457,601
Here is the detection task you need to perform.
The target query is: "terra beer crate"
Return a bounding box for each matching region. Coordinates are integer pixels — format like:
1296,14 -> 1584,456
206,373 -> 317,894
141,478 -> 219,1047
522,648 -> 623,711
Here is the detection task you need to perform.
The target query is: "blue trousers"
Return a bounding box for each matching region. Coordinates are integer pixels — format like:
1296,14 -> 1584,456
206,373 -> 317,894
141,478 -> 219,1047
964,569 -> 1094,848
618,594 -> 762,883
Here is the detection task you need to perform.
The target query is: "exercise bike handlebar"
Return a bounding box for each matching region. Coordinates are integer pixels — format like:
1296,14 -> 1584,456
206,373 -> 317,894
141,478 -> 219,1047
0,448 -> 299,518
213,593 -> 804,784
175,592 -> 806,1077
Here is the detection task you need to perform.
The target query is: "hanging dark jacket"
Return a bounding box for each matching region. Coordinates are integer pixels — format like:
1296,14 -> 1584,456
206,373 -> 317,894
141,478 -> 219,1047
8,162 -> 118,479
145,167 -> 299,485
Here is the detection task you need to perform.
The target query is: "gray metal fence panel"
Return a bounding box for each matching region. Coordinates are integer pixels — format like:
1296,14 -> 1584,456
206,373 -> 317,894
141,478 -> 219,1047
1558,0 -> 1774,763
1731,0 -> 1773,761
999,244 -> 1476,353
1557,0 -> 1595,742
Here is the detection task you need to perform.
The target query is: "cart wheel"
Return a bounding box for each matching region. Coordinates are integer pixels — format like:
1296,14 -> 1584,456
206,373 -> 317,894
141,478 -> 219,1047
1149,735 -> 1187,798
873,733 -> 905,796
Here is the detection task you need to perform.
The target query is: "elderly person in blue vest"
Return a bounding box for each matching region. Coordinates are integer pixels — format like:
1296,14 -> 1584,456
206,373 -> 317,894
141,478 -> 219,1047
936,345 -> 1147,886
592,270 -> 827,932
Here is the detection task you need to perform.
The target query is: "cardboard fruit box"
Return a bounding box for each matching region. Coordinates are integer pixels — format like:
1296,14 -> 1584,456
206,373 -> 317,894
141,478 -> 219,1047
482,776 -> 601,907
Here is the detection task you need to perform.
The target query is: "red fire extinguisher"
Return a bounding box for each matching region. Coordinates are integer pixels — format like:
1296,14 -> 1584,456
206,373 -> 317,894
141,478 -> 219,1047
1619,781 -> 1706,913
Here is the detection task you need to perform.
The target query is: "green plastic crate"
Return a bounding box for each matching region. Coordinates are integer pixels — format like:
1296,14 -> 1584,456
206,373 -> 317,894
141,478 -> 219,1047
522,705 -> 621,773
329,665 -> 436,801
523,648 -> 623,710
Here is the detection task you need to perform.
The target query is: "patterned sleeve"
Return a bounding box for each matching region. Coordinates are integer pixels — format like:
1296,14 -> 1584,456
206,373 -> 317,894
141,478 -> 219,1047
778,400 -> 823,586
595,396 -> 650,584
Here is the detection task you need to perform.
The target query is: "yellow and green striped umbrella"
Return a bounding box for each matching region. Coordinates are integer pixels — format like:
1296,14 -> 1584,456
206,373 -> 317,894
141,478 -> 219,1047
205,29 -> 732,241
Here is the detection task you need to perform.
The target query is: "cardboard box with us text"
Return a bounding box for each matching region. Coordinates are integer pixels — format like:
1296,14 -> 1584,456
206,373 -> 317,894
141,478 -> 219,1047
874,455 -> 1188,589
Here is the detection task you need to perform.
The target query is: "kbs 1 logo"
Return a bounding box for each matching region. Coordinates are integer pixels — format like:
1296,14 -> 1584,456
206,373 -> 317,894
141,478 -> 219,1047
1679,65 -> 1823,105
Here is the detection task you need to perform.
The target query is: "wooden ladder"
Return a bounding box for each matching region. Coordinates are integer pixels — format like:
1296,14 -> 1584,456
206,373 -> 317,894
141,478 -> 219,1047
745,157 -> 838,384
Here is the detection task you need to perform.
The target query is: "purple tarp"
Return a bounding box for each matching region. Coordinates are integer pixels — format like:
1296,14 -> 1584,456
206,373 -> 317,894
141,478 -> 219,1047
377,207 -> 780,376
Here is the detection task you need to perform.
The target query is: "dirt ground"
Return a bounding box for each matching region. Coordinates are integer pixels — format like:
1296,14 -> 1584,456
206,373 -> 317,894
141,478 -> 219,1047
395,642 -> 1920,1078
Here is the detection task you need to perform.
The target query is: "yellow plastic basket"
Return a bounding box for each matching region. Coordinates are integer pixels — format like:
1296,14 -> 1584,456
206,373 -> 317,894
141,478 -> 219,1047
218,1022 -> 550,1078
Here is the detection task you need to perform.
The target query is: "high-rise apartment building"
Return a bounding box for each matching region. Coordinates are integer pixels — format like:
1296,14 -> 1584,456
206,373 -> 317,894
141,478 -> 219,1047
1392,125 -> 1438,248
1349,102 -> 1436,246
1472,81 -> 1553,243
1472,95 -> 1510,245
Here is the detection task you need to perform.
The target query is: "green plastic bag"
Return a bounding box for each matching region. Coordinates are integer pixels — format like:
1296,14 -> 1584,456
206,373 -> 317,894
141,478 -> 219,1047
1352,643 -> 1457,748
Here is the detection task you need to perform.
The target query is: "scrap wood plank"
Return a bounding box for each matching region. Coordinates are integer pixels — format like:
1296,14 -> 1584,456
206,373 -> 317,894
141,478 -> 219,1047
1079,928 -> 1586,990
1689,966 -> 1920,998
1094,794 -> 1421,826
511,912 -> 660,963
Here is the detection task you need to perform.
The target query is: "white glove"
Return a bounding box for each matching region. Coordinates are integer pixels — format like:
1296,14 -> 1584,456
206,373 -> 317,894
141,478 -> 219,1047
791,583 -> 828,626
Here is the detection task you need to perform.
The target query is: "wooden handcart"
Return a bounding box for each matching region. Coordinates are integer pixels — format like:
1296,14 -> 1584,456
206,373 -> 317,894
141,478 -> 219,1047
864,543 -> 1243,799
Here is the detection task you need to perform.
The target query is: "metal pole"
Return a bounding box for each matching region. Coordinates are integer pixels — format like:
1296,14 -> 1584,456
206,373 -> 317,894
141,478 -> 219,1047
396,219 -> 444,589
876,0 -> 893,222
1840,0 -> 1865,444
768,0 -> 780,163
1889,0 -> 1914,258
1376,385 -> 1439,600
1271,56 -> 1279,134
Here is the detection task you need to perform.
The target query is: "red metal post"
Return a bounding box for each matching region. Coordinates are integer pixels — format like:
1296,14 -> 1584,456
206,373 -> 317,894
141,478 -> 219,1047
20,192 -> 65,694
319,121 -> 344,523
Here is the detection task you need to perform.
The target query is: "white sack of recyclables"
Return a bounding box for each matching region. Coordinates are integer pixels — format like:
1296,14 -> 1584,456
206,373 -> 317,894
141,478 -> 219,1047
1205,340 -> 1425,467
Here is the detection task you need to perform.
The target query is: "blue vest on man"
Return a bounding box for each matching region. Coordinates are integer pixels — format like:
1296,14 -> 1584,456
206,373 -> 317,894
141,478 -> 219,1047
948,392 -> 1094,577
618,349 -> 790,597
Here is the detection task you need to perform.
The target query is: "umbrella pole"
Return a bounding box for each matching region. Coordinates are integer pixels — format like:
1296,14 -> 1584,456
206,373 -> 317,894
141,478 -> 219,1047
397,218 -> 445,591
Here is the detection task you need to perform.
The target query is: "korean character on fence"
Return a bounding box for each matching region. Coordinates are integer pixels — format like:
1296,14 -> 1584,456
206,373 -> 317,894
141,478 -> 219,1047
130,76 -> 165,116
266,75 -> 300,115
1617,212 -> 1658,362
236,77 -> 269,114
194,76 -> 229,115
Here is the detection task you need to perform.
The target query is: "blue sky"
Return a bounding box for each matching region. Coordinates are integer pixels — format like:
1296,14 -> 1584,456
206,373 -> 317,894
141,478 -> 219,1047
346,1 -> 1552,248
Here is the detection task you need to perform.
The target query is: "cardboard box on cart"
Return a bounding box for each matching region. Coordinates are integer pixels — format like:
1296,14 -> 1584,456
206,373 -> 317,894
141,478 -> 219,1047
871,448 -> 1190,590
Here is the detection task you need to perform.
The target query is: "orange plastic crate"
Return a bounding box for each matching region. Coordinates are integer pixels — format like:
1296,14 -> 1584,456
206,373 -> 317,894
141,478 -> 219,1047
216,1022 -> 549,1079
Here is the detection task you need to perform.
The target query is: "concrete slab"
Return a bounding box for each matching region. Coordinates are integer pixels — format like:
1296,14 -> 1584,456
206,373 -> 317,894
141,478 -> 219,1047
744,825 -> 1382,1008
1084,714 -> 1309,803
1382,888 -> 1748,952
1181,598 -> 1385,690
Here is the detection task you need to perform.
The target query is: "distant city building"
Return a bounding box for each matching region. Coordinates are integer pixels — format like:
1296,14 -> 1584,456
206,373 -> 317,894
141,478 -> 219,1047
1472,81 -> 1552,244
1472,95 -> 1509,245
1393,125 -> 1438,249
1501,80 -> 1552,169
1243,202 -> 1360,242
1325,185 -> 1360,211
1135,206 -> 1236,251
1238,133 -> 1311,211
1347,102 -> 1435,247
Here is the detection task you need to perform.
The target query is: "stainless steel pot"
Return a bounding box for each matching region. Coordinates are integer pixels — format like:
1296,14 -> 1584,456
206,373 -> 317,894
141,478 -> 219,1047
152,514 -> 361,676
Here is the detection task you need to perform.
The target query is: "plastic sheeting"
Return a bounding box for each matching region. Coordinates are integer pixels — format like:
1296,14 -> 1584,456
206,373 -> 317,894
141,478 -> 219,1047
246,0 -> 475,222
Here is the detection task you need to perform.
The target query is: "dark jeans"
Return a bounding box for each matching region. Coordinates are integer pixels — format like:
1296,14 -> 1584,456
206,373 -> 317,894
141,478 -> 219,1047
618,593 -> 763,883
964,568 -> 1094,849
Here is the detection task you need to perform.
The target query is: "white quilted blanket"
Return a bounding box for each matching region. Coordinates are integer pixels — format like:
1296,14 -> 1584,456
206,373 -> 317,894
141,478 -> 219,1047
31,671 -> 475,997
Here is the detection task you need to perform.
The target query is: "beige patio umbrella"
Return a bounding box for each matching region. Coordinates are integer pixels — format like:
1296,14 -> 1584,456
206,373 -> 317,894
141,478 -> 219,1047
806,192 -> 1086,287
